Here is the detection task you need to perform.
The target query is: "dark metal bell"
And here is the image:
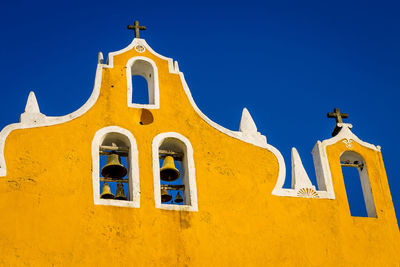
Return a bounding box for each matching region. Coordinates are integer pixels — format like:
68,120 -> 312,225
161,188 -> 172,203
114,182 -> 127,200
101,153 -> 127,179
174,191 -> 183,203
160,156 -> 180,182
100,183 -> 115,199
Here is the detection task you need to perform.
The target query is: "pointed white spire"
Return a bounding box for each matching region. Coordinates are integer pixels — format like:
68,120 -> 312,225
239,108 -> 258,133
174,60 -> 180,72
98,52 -> 104,64
291,147 -> 314,190
238,108 -> 267,145
20,91 -> 46,124
24,91 -> 40,113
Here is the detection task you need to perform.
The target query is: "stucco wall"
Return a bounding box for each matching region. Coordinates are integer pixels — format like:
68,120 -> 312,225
0,39 -> 398,266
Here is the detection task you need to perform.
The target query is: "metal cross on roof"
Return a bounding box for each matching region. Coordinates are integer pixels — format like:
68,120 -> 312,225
327,108 -> 349,123
127,20 -> 146,39
327,108 -> 349,137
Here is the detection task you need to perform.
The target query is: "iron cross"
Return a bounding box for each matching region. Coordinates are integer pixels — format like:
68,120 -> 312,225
327,108 -> 348,123
127,20 -> 146,39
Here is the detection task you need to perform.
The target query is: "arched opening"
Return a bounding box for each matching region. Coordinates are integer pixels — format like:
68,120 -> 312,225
340,151 -> 376,217
152,132 -> 198,211
92,127 -> 140,208
131,75 -> 149,104
127,57 -> 159,108
158,138 -> 186,206
99,137 -> 130,202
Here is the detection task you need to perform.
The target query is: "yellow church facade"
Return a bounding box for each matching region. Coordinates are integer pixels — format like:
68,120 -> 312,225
0,22 -> 398,266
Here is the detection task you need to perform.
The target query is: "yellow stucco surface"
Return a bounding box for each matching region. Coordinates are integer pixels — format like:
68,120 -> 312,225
0,41 -> 399,266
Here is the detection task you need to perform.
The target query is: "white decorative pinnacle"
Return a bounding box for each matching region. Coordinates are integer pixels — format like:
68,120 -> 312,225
291,147 -> 315,190
20,91 -> 46,124
24,91 -> 40,113
98,52 -> 104,64
173,61 -> 180,72
239,108 -> 258,133
239,108 -> 267,145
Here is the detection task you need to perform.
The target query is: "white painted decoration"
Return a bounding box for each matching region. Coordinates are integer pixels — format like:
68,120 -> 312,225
238,108 -> 267,146
19,91 -> 46,124
291,147 -> 315,190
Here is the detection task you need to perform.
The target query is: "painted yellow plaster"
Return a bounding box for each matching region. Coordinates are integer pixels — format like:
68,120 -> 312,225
0,40 -> 398,266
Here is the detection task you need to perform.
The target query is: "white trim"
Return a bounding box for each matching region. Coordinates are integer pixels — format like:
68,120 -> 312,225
152,132 -> 198,212
106,39 -> 179,74
291,147 -> 315,190
0,62 -> 104,176
176,71 -> 286,188
239,108 -> 267,145
0,37 -> 286,185
91,126 -> 140,208
126,56 -> 160,109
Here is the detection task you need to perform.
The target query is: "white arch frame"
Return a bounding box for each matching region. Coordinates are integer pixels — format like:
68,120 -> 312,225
152,132 -> 198,212
126,56 -> 160,109
92,126 -> 140,208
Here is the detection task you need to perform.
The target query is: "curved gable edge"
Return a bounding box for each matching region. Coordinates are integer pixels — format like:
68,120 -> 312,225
0,62 -> 104,176
0,38 -> 286,189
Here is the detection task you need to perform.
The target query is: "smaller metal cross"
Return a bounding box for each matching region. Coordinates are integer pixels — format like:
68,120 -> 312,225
327,108 -> 349,136
327,108 -> 348,123
127,20 -> 146,39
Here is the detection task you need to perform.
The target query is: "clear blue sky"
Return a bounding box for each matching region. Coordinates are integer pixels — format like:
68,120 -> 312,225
0,0 -> 399,222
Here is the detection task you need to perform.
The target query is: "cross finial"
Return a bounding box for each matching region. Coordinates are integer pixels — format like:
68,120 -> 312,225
327,108 -> 348,123
327,108 -> 349,136
127,20 -> 146,39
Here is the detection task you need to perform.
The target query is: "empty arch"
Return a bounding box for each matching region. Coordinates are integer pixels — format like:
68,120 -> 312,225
126,57 -> 159,109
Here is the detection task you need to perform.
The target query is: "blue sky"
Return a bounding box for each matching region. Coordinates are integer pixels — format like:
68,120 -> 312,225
0,0 -> 399,222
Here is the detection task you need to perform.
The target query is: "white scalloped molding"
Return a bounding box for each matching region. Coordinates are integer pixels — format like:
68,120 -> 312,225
272,123 -> 381,199
152,132 -> 198,212
92,126 -> 140,208
0,38 -> 286,187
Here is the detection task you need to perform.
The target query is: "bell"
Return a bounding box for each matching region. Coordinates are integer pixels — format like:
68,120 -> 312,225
100,182 -> 115,199
161,188 -> 172,203
114,182 -> 127,200
160,156 -> 180,181
174,191 -> 183,203
101,153 -> 127,179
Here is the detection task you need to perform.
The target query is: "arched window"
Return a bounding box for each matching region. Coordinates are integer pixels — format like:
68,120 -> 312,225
92,126 -> 140,208
127,57 -> 159,109
152,132 -> 198,211
340,151 -> 376,217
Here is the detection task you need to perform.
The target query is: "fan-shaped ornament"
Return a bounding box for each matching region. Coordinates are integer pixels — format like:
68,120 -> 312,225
296,188 -> 319,198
